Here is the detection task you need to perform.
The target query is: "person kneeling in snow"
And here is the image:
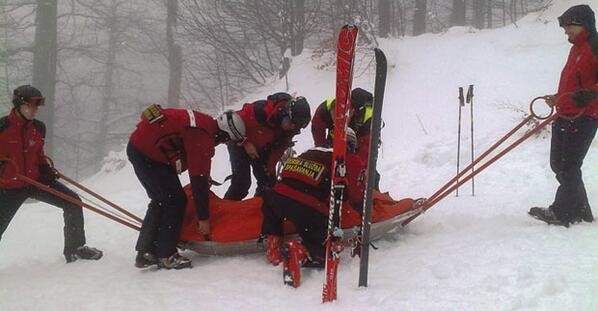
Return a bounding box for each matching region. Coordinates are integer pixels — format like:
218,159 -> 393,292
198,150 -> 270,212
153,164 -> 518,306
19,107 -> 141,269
260,128 -> 366,287
128,106 -> 245,269
528,5 -> 597,227
0,85 -> 102,263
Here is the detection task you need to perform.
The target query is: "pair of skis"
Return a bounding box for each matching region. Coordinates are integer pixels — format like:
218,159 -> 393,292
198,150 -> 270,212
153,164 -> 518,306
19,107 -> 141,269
321,25 -> 388,302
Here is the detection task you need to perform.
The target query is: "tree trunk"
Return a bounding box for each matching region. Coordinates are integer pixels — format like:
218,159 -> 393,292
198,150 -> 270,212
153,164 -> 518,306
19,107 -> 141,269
167,0 -> 182,107
290,0 -> 305,56
32,0 -> 58,156
473,0 -> 486,29
412,0 -> 427,36
97,3 -> 118,166
378,0 -> 390,38
487,0 -> 493,28
450,0 -> 466,27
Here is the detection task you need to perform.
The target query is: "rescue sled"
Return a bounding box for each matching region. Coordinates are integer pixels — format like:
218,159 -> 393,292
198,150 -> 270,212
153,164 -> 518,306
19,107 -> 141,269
179,185 -> 421,256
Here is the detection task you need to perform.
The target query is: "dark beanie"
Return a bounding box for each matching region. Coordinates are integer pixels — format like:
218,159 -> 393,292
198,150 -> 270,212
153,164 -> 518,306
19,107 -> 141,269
558,5 -> 596,36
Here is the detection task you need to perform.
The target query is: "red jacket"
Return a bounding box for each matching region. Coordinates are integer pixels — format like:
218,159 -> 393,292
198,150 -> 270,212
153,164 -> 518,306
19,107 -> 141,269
557,30 -> 598,119
237,98 -> 297,175
130,108 -> 218,177
0,109 -> 48,189
273,148 -> 366,215
129,108 -> 219,220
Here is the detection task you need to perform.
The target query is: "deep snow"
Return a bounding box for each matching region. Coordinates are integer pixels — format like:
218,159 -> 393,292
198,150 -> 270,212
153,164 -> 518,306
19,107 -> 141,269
1,1 -> 597,310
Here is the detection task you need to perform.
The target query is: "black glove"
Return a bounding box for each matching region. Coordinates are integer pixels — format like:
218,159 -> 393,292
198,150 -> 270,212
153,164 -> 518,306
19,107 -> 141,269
39,164 -> 59,183
572,89 -> 596,108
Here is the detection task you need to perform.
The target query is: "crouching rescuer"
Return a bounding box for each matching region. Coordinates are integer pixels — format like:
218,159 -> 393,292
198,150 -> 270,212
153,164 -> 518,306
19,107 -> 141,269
260,128 -> 366,287
0,85 -> 102,263
128,105 -> 246,269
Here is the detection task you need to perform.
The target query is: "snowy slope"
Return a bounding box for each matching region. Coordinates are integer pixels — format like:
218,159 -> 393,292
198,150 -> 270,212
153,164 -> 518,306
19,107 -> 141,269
1,1 -> 597,310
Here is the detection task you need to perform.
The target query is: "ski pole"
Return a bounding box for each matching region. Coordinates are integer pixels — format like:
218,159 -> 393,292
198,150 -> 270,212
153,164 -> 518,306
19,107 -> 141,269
402,94 -> 566,226
456,87 -> 465,197
466,85 -> 475,196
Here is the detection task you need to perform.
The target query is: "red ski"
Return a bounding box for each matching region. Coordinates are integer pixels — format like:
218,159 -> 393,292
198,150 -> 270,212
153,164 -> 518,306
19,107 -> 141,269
322,24 -> 358,303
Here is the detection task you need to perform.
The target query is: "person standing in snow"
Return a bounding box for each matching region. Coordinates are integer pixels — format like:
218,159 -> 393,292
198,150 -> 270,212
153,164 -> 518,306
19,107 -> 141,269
128,106 -> 245,269
223,93 -> 311,201
311,88 -> 380,188
529,5 -> 597,227
260,129 -> 366,287
0,85 -> 103,263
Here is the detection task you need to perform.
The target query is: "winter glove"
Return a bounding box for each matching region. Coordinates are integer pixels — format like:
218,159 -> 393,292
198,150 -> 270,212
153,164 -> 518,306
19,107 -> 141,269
39,164 -> 59,183
572,89 -> 597,108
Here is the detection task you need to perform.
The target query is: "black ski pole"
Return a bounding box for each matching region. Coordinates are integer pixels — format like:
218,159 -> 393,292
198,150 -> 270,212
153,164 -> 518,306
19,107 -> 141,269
466,85 -> 475,196
456,87 -> 465,197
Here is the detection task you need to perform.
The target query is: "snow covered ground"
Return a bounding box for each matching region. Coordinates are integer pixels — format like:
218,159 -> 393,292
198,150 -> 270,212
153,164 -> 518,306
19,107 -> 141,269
1,1 -> 596,310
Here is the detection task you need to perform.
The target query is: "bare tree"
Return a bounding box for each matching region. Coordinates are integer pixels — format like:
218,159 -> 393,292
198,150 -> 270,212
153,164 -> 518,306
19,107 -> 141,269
450,0 -> 466,26
413,0 -> 427,36
32,0 -> 58,155
378,0 -> 391,38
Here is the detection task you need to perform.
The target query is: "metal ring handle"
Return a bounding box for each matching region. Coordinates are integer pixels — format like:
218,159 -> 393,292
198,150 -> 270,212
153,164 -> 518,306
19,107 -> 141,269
529,96 -> 555,120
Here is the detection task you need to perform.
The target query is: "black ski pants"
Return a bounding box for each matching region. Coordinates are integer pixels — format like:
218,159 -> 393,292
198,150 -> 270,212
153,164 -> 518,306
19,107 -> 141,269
224,143 -> 276,200
127,143 -> 186,259
0,181 -> 86,255
550,116 -> 597,222
261,190 -> 327,261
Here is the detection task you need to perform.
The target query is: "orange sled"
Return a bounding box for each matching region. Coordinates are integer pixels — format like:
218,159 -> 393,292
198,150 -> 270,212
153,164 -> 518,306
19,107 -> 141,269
179,185 -> 421,255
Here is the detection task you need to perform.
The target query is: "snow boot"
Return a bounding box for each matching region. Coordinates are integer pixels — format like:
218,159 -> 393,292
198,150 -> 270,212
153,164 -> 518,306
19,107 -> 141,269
158,253 -> 192,270
65,246 -> 103,263
281,240 -> 309,288
135,251 -> 158,268
528,207 -> 569,227
579,205 -> 594,223
265,235 -> 283,266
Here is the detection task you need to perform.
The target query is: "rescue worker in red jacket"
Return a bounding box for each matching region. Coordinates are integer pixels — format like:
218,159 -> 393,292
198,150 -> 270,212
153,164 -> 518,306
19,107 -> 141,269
260,128 -> 366,287
128,106 -> 246,269
529,5 -> 597,226
311,88 -> 380,188
0,85 -> 103,263
224,93 -> 311,200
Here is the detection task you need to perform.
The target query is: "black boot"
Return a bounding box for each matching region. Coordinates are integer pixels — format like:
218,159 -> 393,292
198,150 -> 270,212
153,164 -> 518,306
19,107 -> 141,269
135,251 -> 158,268
65,246 -> 103,263
528,207 -> 569,227
580,205 -> 594,223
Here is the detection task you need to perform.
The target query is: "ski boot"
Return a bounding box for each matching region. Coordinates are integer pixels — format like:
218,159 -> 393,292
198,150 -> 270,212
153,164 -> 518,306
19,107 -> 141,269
265,235 -> 283,266
158,253 -> 192,270
528,207 -> 569,227
65,246 -> 103,263
281,240 -> 309,288
135,251 -> 158,268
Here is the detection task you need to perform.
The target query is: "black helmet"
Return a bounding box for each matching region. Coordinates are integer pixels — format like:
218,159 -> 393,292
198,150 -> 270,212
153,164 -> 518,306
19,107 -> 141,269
351,88 -> 373,111
289,96 -> 311,129
558,5 -> 597,36
12,85 -> 44,107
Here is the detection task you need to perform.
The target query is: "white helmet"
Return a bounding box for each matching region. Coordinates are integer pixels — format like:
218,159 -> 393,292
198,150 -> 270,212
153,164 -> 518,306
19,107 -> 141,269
216,110 -> 246,142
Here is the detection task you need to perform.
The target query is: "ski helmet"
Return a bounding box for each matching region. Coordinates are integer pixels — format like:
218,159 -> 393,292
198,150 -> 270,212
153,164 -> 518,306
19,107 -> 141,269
216,110 -> 246,142
351,88 -> 373,111
346,127 -> 358,153
12,85 -> 44,107
289,96 -> 311,129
